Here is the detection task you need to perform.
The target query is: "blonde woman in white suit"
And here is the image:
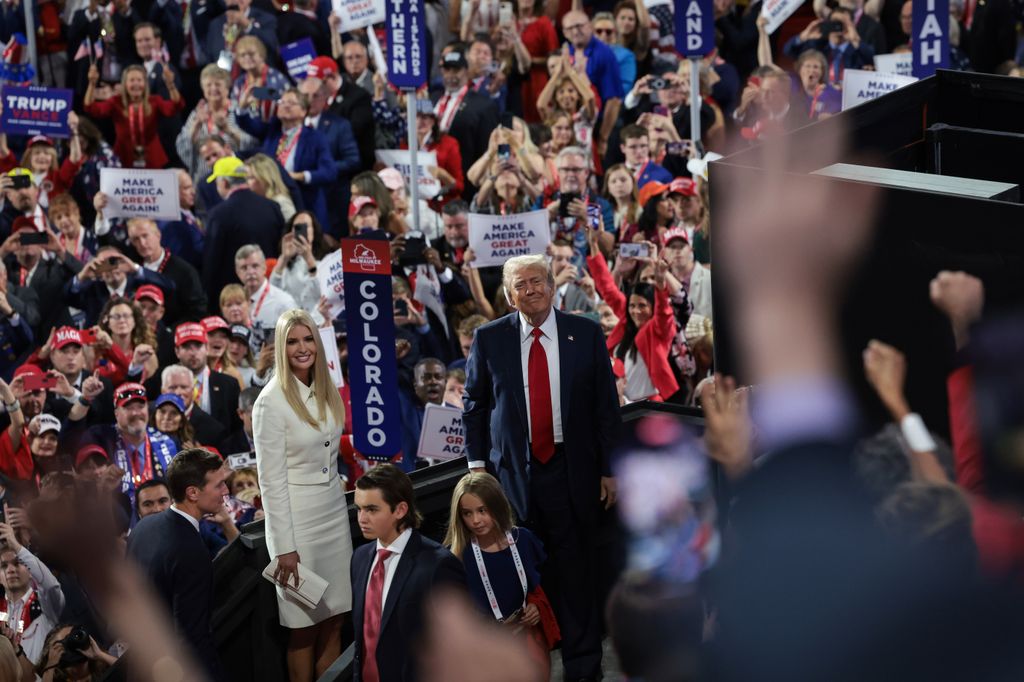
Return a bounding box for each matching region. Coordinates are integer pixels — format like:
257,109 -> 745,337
253,309 -> 351,681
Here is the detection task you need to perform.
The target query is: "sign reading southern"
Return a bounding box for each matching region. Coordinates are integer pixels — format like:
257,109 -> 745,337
386,0 -> 428,89
98,168 -> 181,219
468,210 -> 551,268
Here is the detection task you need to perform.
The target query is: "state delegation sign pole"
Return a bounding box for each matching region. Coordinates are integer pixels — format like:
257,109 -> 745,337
690,57 -> 701,146
407,92 -> 420,235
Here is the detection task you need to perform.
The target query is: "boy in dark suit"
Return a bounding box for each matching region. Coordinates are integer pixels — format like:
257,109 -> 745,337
127,448 -> 229,680
352,464 -> 465,682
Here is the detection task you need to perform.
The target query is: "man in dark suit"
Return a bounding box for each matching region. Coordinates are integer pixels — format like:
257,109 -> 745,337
308,56 -> 376,170
154,366 -> 229,451
431,51 -> 500,197
351,464 -> 465,682
205,0 -> 278,66
127,448 -> 228,680
463,254 -> 621,682
126,218 -> 207,326
431,200 -> 503,304
236,88 -> 337,234
63,245 -> 173,328
143,323 -> 241,436
201,156 -> 284,309
298,75 -> 361,239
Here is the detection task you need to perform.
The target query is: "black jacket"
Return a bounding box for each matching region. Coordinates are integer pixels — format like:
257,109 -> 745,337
127,510 -> 223,680
144,370 -> 241,435
201,189 -> 284,310
351,531 -> 465,682
7,254 -> 82,335
146,253 -> 208,326
327,80 -> 376,170
430,89 -> 499,196
62,267 -> 174,328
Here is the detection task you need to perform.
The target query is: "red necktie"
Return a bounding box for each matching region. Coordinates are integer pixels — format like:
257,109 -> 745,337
362,548 -> 392,682
528,327 -> 555,463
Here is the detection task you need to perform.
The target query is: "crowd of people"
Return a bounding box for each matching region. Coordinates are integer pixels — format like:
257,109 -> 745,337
0,0 -> 1020,679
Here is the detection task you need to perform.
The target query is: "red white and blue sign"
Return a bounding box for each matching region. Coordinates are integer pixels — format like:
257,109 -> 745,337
677,0 -> 715,59
342,238 -> 402,460
911,0 -> 949,78
1,86 -> 73,138
386,0 -> 428,89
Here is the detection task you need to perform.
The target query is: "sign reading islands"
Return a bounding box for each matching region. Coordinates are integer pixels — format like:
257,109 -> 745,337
841,70 -> 918,110
341,238 -> 402,461
1,86 -> 73,138
386,0 -> 428,90
468,210 -> 551,269
98,168 -> 181,220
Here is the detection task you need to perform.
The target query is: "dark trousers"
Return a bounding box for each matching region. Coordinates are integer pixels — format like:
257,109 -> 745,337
528,446 -> 602,680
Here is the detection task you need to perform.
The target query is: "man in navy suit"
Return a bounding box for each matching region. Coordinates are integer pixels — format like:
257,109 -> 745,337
237,88 -> 337,231
204,0 -> 278,66
463,254 -> 621,682
201,156 -> 284,309
351,464 -> 465,682
128,448 -> 229,680
298,76 -> 360,240
63,245 -> 174,328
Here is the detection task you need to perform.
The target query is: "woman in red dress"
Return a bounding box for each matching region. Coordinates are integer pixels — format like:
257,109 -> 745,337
83,63 -> 184,169
401,102 -> 464,212
517,0 -> 557,124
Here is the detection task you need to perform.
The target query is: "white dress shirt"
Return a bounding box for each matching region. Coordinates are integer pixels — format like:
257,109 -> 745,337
170,504 -> 201,533
366,527 -> 413,614
519,310 -> 563,445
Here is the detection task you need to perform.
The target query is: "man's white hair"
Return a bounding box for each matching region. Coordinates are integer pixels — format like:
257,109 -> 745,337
502,255 -> 554,302
161,364 -> 194,389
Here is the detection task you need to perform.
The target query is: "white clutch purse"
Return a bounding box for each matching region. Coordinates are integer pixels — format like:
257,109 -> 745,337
262,558 -> 330,609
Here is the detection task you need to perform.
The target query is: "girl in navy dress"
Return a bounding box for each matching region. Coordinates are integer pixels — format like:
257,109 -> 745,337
444,472 -> 559,677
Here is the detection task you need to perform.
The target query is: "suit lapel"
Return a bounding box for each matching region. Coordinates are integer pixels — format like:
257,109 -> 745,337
380,532 -> 420,633
507,314 -> 529,433
352,545 -> 373,638
555,310 -> 574,426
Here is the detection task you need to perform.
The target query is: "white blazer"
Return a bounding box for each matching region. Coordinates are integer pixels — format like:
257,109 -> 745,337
252,374 -> 342,558
690,265 -> 714,320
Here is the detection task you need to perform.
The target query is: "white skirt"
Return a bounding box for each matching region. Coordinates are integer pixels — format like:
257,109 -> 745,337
275,476 -> 353,628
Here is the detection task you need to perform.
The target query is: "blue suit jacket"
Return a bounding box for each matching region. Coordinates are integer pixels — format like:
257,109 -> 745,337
463,309 -> 621,522
127,509 -> 223,680
238,117 -> 337,229
350,530 -> 465,682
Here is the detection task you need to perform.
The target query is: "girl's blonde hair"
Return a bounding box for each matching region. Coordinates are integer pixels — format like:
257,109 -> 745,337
120,64 -> 152,115
246,153 -> 290,200
21,143 -> 58,175
272,309 -> 345,429
443,472 -> 516,557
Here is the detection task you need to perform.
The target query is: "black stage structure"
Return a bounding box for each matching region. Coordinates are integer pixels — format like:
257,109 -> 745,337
710,69 -> 1024,437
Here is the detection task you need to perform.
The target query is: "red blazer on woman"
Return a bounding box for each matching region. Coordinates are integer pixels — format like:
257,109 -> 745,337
587,251 -> 678,400
85,95 -> 184,169
402,133 -> 464,212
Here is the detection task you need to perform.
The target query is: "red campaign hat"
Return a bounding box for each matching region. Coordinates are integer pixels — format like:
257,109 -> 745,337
348,195 -> 378,219
53,326 -> 83,350
26,134 -> 53,148
667,177 -> 697,198
662,226 -> 690,246
114,382 -> 148,407
134,284 -> 165,306
175,322 -> 208,347
74,443 -> 109,469
11,216 -> 37,233
14,363 -> 42,378
306,56 -> 338,80
201,315 -> 231,333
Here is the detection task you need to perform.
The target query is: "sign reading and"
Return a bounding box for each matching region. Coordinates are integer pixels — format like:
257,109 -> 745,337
468,210 -> 551,268
676,0 -> 714,58
1,86 -> 73,138
98,168 -> 181,219
341,238 -> 402,460
911,0 -> 949,78
386,0 -> 428,89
